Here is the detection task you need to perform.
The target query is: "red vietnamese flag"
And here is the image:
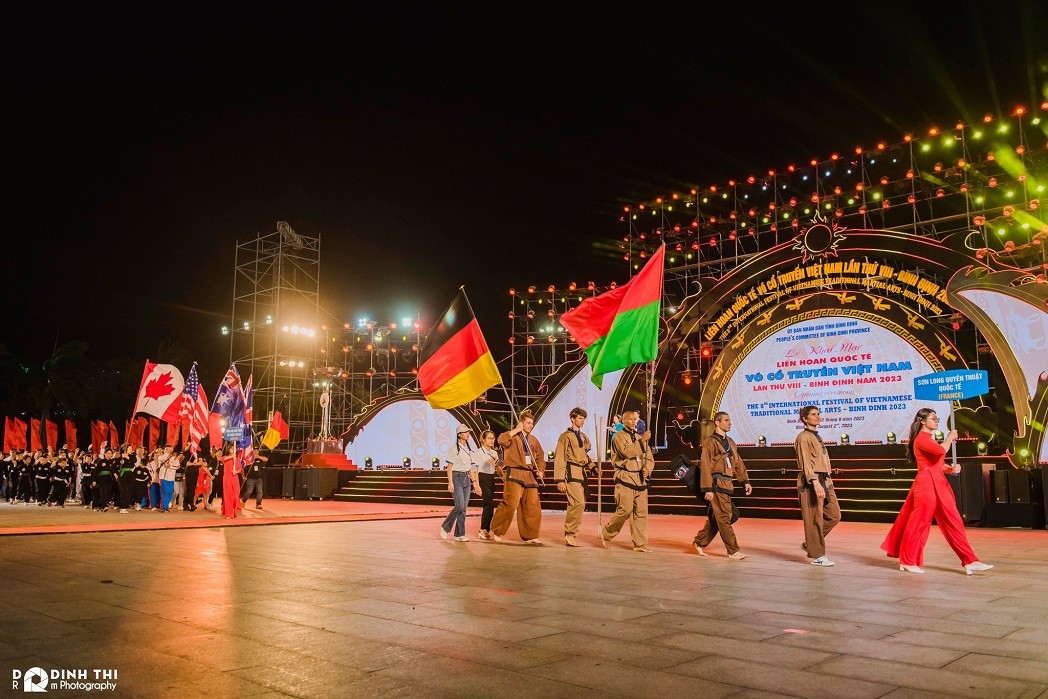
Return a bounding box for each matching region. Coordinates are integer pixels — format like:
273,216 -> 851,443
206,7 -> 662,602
31,419 -> 42,451
64,419 -> 77,450
165,421 -> 179,447
45,420 -> 58,451
560,243 -> 664,388
128,417 -> 147,449
109,421 -> 119,448
5,417 -> 28,452
91,420 -> 105,455
2,414 -> 11,454
417,287 -> 502,409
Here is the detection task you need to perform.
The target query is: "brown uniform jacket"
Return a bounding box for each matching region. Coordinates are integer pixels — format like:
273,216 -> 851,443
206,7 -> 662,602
794,428 -> 833,492
497,430 -> 544,488
553,429 -> 594,484
610,429 -> 653,490
699,432 -> 749,494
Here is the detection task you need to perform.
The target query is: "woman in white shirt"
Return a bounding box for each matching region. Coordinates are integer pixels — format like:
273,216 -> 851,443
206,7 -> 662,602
439,424 -> 480,542
474,430 -> 500,540
157,447 -> 180,513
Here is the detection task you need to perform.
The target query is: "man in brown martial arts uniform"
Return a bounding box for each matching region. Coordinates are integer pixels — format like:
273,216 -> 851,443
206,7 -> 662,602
600,410 -> 654,552
490,409 -> 545,545
553,407 -> 597,547
693,411 -> 752,559
795,405 -> 841,566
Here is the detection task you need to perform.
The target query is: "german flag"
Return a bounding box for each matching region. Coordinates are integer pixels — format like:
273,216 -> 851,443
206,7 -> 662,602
418,287 -> 502,409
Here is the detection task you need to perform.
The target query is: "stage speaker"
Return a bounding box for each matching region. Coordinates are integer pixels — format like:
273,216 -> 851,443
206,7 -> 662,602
1042,466 -> 1048,526
992,470 -> 1010,504
1007,469 -> 1033,504
949,463 -> 988,523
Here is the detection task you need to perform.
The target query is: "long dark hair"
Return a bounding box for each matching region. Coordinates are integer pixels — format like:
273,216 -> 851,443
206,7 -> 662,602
907,408 -> 934,463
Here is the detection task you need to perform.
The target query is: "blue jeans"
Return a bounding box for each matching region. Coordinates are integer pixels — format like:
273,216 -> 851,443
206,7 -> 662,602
160,480 -> 175,511
441,471 -> 472,537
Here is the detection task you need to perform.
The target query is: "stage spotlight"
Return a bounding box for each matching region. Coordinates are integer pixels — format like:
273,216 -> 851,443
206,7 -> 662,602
886,432 -> 896,444
840,433 -> 850,446
364,457 -> 373,469
699,343 -> 713,360
403,457 -> 411,468
757,435 -> 767,447
977,441 -> 988,456
432,457 -> 440,469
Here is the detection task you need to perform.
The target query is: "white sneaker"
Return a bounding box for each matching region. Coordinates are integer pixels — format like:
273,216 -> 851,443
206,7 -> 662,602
477,530 -> 490,540
964,562 -> 994,575
899,564 -> 924,574
134,504 -> 141,511
439,526 -> 449,541
454,536 -> 469,542
119,509 -> 129,514
693,543 -> 707,557
811,556 -> 835,567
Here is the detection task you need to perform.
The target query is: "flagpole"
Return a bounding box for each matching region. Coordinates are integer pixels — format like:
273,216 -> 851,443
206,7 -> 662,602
458,285 -> 518,424
595,413 -> 604,539
130,359 -> 151,426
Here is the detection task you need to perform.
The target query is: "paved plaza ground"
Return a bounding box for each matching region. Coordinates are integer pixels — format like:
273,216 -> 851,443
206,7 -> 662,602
1,499 -> 1047,697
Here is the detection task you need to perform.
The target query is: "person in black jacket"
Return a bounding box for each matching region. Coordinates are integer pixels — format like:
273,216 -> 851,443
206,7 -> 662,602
240,449 -> 266,510
14,454 -> 35,504
115,445 -> 136,514
132,454 -> 151,511
205,446 -> 222,510
34,455 -> 54,506
79,454 -> 97,508
94,448 -> 116,511
182,450 -> 202,511
49,457 -> 73,506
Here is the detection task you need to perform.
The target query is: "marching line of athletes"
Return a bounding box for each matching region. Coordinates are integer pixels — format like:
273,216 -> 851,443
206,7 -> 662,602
1,443 -> 240,513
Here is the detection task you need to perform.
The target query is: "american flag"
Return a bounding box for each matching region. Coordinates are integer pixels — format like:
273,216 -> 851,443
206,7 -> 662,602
241,374 -> 255,465
179,363 -> 209,458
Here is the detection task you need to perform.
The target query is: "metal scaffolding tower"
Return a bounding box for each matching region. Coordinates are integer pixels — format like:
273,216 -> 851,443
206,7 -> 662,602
229,221 -> 321,453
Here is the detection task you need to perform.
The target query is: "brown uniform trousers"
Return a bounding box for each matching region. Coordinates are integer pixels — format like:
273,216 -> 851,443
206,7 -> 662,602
795,429 -> 841,558
553,429 -> 593,538
601,429 -> 653,547
490,430 -> 544,541
693,433 -> 749,555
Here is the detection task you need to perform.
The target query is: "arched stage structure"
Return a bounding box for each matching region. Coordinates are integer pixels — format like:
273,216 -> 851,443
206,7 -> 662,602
345,225 -> 1046,472
232,110 -> 1047,522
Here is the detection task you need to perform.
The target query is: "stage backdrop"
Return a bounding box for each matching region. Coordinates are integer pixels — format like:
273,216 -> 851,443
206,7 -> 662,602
343,366 -> 622,467
718,316 -> 950,444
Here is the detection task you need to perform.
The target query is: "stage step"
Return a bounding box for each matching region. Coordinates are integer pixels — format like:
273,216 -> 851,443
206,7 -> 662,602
332,454 -> 945,523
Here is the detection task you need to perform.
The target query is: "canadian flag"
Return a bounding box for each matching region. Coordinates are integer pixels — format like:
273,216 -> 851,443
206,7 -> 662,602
133,361 -> 186,423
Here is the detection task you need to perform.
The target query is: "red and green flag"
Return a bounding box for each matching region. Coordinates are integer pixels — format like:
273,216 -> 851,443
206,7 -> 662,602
560,243 -> 665,388
418,287 -> 502,409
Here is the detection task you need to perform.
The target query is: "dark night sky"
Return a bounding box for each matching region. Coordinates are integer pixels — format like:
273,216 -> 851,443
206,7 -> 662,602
5,2 -> 1046,388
